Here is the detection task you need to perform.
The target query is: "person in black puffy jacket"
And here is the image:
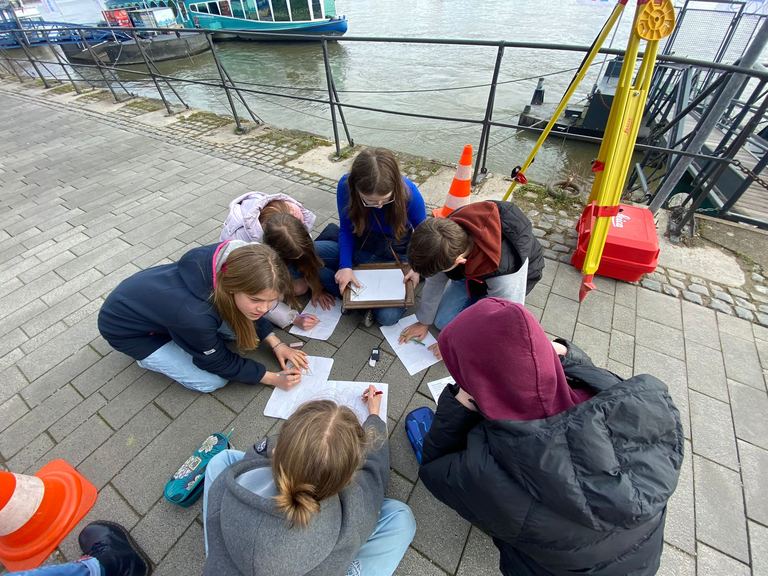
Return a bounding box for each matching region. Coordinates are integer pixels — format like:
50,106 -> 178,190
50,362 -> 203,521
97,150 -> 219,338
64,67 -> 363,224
419,297 -> 684,576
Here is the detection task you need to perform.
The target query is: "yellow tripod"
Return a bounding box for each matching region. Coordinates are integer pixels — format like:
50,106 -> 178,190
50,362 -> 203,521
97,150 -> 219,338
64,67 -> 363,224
501,0 -> 675,300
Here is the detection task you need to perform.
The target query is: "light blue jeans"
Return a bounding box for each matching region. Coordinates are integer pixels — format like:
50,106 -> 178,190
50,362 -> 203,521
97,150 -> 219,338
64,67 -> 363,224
204,450 -> 416,576
11,557 -> 103,576
314,240 -> 406,327
433,279 -> 482,330
136,323 -> 237,393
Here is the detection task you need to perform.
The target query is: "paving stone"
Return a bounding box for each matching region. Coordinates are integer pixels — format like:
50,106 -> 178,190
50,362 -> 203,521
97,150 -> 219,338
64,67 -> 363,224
688,283 -> 710,297
728,286 -> 749,299
709,300 -> 733,315
386,471 -> 416,504
79,403 -> 171,490
720,334 -> 764,389
112,394 -> 235,515
635,318 -> 685,361
48,392 -> 106,442
682,301 -> 720,350
734,306 -> 755,321
634,346 -> 690,438
608,330 -> 634,368
0,271 -> 63,321
456,527 -> 501,576
99,362 -> 147,401
0,393 -> 28,434
27,413 -> 113,474
393,548 -> 448,576
0,384 -> 81,458
662,284 -> 680,298
526,281 -> 550,309
738,440 -> 768,525
330,329 -> 383,382
750,520 -> 768,576
573,323 -> 609,368
688,390 -> 738,470
641,278 -> 661,292
712,290 -> 734,305
693,455 -> 749,562
382,355 -> 425,423
540,294 -> 579,341
612,303 -> 635,336
550,263 -> 582,302
152,521 -> 207,576
718,311 -> 757,342
606,359 -> 633,379
99,370 -> 174,429
657,544 -> 695,576
5,433 -> 55,473
224,385 -> 278,450
576,289 -> 614,333
390,394 -> 435,482
638,288 -> 682,330
729,381 -> 768,450
696,543 -> 750,576
591,274 -> 616,295
668,278 -> 686,290
685,341 -> 728,401
538,260 -> 558,287
408,480 -> 471,574
131,497 -> 201,565
681,290 -> 702,305
71,351 -> 134,398
664,443 -> 695,554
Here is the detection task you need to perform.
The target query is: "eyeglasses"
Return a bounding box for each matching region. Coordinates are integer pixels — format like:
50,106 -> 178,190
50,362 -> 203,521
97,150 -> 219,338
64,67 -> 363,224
359,193 -> 395,208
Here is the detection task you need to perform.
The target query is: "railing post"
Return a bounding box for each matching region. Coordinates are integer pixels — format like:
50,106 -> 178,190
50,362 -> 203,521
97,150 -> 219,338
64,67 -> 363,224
131,29 -> 174,115
472,42 -> 505,186
205,33 -> 245,133
78,28 -> 121,102
0,43 -> 26,82
43,29 -> 80,94
12,31 -> 52,88
321,38 -> 342,158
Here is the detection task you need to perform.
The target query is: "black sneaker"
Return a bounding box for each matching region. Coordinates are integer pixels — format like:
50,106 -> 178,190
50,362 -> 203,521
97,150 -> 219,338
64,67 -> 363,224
79,521 -> 152,576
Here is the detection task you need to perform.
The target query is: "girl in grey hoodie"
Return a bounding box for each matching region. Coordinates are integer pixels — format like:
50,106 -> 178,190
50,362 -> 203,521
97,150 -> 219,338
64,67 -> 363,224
202,391 -> 416,576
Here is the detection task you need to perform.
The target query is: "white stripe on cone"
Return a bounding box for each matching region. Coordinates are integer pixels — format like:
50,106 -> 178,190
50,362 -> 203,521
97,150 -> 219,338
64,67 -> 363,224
0,473 -> 45,536
444,194 -> 470,210
454,163 -> 472,181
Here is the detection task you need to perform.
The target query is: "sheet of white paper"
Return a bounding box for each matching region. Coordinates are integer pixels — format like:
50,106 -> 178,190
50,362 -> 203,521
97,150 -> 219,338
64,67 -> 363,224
325,381 -> 389,425
426,376 -> 455,404
263,356 -> 334,420
380,314 -> 441,376
288,299 -> 343,341
350,269 -> 406,302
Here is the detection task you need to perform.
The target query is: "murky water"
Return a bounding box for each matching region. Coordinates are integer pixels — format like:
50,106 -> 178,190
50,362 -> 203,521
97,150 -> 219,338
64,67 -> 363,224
25,0 -> 656,182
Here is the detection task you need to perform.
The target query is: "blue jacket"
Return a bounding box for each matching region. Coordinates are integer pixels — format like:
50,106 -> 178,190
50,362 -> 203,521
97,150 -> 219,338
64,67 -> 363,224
98,243 -> 273,385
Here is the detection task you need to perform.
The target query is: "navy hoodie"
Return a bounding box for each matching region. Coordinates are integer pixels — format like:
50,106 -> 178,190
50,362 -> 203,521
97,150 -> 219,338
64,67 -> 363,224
98,243 -> 273,384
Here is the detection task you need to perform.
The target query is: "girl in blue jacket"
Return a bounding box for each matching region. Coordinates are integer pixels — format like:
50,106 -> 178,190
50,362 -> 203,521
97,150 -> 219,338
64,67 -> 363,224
98,241 -> 307,393
314,148 -> 426,327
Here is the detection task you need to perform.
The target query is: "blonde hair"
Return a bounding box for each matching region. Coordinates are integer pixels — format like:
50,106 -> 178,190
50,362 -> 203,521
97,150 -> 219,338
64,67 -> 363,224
272,400 -> 367,528
212,244 -> 295,350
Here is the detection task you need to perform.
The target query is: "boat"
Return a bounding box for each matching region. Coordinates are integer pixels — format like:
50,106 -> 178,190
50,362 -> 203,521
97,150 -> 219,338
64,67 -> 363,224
103,0 -> 348,39
58,6 -> 210,65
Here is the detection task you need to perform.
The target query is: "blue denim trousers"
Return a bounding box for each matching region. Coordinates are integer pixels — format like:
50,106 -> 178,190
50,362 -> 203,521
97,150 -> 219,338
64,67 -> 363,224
433,279 -> 482,330
136,323 -> 237,393
12,557 -> 103,576
314,240 -> 405,326
204,450 -> 416,576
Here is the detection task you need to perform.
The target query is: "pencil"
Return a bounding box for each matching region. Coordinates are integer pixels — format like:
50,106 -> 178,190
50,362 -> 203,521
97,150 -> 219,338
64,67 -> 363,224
389,245 -> 406,276
363,390 -> 384,397
401,334 -> 427,347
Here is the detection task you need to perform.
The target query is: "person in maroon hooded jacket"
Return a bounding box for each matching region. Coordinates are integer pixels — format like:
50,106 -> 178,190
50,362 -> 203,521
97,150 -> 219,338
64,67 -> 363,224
419,298 -> 683,576
399,200 -> 544,358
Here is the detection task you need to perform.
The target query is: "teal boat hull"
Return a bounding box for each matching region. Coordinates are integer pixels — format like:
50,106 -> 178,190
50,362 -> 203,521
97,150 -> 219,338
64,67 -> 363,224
185,14 -> 347,38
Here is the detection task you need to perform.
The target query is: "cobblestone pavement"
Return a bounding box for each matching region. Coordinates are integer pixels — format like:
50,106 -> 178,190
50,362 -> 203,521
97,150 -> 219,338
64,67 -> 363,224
1,91 -> 768,576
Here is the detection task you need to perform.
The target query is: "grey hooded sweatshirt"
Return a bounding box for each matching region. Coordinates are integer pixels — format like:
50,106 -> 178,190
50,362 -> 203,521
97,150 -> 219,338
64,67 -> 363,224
203,415 -> 389,576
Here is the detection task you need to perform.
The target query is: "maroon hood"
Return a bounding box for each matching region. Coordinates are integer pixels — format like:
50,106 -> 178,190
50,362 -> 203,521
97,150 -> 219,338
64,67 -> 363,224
438,298 -> 591,421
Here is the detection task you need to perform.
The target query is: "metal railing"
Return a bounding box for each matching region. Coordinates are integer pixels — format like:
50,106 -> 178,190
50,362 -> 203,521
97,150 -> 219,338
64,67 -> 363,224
1,23 -> 767,230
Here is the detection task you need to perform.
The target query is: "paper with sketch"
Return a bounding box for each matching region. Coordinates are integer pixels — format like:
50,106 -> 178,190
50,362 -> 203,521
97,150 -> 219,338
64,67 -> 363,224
350,269 -> 406,303
426,376 -> 455,404
380,315 -> 441,376
325,381 -> 389,424
264,356 -> 334,420
289,299 -> 343,341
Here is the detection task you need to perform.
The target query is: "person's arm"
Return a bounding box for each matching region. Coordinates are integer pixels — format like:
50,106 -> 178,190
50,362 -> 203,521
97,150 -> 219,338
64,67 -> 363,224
421,386 -> 484,466
405,180 -> 427,229
263,302 -> 297,329
413,273 -> 450,326
484,258 -> 529,305
337,176 -> 356,270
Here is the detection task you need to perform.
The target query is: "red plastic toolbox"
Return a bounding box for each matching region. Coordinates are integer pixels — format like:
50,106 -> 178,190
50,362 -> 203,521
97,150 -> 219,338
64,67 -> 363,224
570,203 -> 659,283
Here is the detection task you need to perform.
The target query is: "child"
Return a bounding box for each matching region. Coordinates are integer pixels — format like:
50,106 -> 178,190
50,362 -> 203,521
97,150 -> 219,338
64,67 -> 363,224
222,192 -> 335,329
399,200 -> 544,356
419,298 -> 683,576
98,241 -> 307,394
203,392 -> 416,576
314,148 -> 426,327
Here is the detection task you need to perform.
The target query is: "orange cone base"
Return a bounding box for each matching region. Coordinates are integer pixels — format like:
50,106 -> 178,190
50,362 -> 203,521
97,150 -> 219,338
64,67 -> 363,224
432,206 -> 447,218
579,274 -> 597,302
0,460 -> 97,572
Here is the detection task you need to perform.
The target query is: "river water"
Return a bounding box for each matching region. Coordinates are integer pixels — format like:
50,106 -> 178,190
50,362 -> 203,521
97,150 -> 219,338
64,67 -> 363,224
35,0 -> 654,182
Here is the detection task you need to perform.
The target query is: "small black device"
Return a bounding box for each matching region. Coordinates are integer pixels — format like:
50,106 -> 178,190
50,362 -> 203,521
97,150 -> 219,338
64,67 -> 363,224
369,348 -> 380,367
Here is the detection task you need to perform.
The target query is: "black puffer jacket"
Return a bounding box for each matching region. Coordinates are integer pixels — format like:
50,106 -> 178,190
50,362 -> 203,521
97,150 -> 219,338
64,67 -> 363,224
419,342 -> 684,576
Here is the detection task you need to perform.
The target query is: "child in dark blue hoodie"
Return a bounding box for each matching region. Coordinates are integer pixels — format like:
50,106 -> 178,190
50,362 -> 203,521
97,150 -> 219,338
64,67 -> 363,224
98,240 -> 307,393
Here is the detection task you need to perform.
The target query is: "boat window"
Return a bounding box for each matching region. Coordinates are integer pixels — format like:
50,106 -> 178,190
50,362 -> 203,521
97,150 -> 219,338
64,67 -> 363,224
207,1 -> 220,14
178,2 -> 187,17
195,3 -> 209,13
289,0 -> 309,21
271,0 -> 289,20
255,0 -> 272,20
219,0 -> 231,15
310,0 -> 322,19
230,0 -> 244,18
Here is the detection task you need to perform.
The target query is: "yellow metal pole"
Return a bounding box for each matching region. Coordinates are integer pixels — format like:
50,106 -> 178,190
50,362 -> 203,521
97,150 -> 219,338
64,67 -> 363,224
579,0 -> 675,301
501,0 -> 628,202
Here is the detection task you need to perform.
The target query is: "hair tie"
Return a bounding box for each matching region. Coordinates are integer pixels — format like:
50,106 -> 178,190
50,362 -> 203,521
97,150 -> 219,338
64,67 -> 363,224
221,263 -> 228,275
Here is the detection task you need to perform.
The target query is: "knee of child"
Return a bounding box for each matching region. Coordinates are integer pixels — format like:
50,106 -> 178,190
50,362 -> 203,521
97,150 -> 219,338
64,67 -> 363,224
392,502 -> 417,540
293,277 -> 309,296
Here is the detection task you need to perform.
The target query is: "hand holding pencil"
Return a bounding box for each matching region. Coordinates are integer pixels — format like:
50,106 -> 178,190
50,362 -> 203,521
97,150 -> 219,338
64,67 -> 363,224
362,384 -> 383,416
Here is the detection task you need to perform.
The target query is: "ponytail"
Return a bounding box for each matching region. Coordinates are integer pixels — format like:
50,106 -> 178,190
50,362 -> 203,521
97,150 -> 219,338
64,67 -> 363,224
273,466 -> 320,528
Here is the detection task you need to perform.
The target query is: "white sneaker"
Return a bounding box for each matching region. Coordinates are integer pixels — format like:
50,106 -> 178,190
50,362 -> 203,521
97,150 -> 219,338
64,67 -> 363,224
363,309 -> 375,328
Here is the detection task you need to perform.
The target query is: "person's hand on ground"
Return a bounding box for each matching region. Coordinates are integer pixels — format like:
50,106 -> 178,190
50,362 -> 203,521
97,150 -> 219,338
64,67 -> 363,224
311,290 -> 336,311
335,268 -> 360,294
274,344 -> 308,370
428,342 -> 442,360
398,321 -> 429,345
362,384 -> 382,416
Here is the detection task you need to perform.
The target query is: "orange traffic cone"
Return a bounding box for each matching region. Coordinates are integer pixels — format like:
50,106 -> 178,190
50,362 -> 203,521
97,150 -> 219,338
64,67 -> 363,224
433,145 -> 473,218
0,460 -> 97,572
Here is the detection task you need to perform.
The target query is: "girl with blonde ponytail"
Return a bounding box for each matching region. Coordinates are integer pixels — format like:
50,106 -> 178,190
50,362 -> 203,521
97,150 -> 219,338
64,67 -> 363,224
202,391 -> 416,576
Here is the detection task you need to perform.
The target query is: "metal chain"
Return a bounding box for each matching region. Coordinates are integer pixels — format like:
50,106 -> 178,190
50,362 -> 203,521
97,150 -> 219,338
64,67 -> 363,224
732,158 -> 768,192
